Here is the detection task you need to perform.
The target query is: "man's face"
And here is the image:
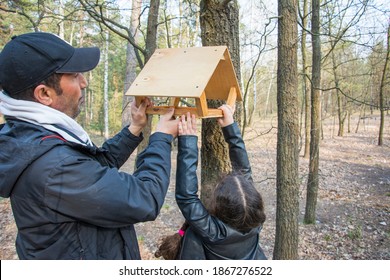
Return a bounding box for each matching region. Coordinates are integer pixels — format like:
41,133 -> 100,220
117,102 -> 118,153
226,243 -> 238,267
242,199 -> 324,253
51,73 -> 88,119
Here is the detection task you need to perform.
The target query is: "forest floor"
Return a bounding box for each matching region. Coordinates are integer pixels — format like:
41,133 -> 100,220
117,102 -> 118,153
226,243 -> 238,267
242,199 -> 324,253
0,113 -> 389,260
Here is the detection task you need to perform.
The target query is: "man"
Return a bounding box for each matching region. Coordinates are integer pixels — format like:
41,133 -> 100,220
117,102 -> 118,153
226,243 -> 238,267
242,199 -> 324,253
0,32 -> 179,259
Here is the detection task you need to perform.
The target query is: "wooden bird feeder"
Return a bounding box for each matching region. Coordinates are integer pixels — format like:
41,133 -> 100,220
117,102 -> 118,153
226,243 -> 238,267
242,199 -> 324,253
125,46 -> 242,118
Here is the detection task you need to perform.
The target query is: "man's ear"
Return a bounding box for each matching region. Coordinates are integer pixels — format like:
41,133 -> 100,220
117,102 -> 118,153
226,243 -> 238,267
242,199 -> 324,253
33,85 -> 54,105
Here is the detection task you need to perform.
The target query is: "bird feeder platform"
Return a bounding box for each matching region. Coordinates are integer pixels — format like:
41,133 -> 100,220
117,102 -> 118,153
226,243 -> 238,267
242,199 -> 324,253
125,46 -> 242,118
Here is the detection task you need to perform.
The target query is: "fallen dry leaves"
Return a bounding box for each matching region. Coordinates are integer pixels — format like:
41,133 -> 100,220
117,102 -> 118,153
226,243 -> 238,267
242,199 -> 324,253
1,113 -> 389,260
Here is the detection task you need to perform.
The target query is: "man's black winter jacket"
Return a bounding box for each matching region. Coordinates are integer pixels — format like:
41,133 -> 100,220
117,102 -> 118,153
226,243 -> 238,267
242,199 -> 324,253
0,118 -> 173,259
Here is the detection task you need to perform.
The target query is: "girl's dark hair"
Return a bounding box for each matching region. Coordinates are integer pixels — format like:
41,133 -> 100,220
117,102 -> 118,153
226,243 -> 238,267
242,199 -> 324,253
155,222 -> 189,260
155,175 -> 266,259
6,73 -> 63,101
212,174 -> 266,233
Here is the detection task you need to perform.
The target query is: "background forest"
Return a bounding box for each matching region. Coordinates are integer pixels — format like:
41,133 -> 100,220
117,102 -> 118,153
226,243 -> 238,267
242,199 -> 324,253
1,0 -> 388,137
0,0 -> 389,260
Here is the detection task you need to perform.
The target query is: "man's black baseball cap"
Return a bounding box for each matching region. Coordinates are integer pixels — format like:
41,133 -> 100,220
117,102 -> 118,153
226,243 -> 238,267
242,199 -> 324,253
0,32 -> 100,94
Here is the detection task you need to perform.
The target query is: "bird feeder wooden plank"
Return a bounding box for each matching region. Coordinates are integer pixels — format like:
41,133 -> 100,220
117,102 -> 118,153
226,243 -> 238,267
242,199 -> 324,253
125,46 -> 242,118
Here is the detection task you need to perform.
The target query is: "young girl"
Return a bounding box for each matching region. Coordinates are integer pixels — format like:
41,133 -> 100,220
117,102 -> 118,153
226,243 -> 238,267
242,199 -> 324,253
155,105 -> 267,260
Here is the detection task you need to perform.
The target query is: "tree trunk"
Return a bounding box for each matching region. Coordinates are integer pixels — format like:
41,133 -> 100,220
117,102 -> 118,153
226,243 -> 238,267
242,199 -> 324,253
347,110 -> 351,133
122,0 -> 143,128
199,0 -> 241,209
378,23 -> 390,146
264,62 -> 276,117
301,0 -> 311,159
274,0 -> 300,260
355,103 -> 364,133
58,0 -> 65,39
304,0 -> 321,225
248,73 -> 257,125
331,49 -> 346,137
135,0 -> 160,155
103,26 -> 110,139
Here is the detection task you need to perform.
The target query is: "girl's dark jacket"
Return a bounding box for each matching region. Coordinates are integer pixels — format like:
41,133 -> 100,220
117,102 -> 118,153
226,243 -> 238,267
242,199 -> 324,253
176,122 -> 267,260
0,118 -> 173,260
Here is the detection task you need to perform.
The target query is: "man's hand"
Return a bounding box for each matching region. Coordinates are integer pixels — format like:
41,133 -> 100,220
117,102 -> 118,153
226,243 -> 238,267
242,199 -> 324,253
217,104 -> 235,127
128,98 -> 151,136
155,108 -> 180,138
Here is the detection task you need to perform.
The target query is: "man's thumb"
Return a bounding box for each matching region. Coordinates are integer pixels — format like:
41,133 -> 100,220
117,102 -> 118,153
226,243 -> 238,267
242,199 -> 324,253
163,107 -> 175,119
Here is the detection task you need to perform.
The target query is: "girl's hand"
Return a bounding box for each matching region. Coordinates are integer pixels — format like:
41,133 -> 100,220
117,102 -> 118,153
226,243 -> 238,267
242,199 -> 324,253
178,112 -> 197,136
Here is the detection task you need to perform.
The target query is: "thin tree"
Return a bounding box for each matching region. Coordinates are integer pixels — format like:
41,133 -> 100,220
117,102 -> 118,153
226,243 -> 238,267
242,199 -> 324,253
321,0 -> 369,137
299,0 -> 311,158
242,17 -> 277,136
304,0 -> 321,224
103,16 -> 110,139
79,0 -> 160,152
274,0 -> 300,260
122,0 -> 143,128
133,0 -> 160,153
378,23 -> 390,146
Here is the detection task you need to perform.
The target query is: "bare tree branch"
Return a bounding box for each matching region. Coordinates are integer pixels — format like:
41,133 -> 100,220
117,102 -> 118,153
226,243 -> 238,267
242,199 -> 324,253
78,0 -> 145,68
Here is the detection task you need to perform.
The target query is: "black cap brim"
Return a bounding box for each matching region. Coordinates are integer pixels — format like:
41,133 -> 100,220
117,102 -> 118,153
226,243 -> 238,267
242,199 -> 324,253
56,47 -> 100,73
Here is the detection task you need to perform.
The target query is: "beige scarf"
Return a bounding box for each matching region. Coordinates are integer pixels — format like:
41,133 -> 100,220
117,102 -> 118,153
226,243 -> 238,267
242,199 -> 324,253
0,91 -> 92,146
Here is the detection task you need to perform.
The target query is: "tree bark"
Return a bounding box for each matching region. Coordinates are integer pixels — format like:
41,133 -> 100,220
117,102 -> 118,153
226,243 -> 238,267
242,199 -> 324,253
103,25 -> 110,139
378,23 -> 389,146
300,0 -> 311,159
274,0 -> 300,260
134,0 -> 160,155
122,0 -> 142,128
199,0 -> 241,209
304,0 -> 321,225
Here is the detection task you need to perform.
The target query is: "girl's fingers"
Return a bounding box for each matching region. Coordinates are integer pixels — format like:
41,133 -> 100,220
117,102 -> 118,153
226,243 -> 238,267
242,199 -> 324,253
178,122 -> 183,136
191,114 -> 196,131
178,113 -> 197,135
186,112 -> 191,129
